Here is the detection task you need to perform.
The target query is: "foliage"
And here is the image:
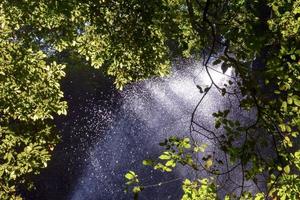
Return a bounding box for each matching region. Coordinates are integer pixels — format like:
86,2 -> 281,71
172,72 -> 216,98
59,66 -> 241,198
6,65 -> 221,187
1,0 -> 300,199
181,179 -> 217,200
0,0 -> 198,198
1,0 -> 199,89
125,0 -> 300,199
0,0 -> 203,197
0,5 -> 65,198
0,123 -> 58,199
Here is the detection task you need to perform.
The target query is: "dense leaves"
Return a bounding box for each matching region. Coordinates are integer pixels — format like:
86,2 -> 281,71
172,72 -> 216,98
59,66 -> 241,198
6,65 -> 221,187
1,0 -> 300,199
0,0 -> 198,198
0,123 -> 58,199
1,0 -> 199,88
0,5 -> 65,199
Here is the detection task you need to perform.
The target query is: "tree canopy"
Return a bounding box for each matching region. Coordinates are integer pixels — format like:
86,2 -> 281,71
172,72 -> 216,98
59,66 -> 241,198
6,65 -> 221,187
0,0 -> 299,199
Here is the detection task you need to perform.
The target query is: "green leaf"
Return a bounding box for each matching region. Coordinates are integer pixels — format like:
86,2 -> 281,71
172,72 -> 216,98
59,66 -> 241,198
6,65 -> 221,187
125,171 -> 136,180
215,120 -> 221,129
279,124 -> 286,132
142,159 -> 153,166
159,152 -> 171,160
205,159 -> 213,169
254,193 -> 265,200
183,143 -> 191,149
133,186 -> 141,193
165,159 -> 175,167
281,101 -> 287,112
291,54 -> 296,60
293,95 -> 300,106
183,179 -> 191,185
164,167 -> 172,172
194,144 -> 208,153
284,165 -> 290,174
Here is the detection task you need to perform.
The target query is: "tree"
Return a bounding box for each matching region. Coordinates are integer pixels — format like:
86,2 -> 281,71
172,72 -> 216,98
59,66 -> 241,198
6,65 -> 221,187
0,0 -> 299,199
0,0 -> 195,198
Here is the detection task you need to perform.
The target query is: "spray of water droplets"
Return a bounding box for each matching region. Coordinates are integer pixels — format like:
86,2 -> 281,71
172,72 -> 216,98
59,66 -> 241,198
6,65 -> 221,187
32,60 -> 258,200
